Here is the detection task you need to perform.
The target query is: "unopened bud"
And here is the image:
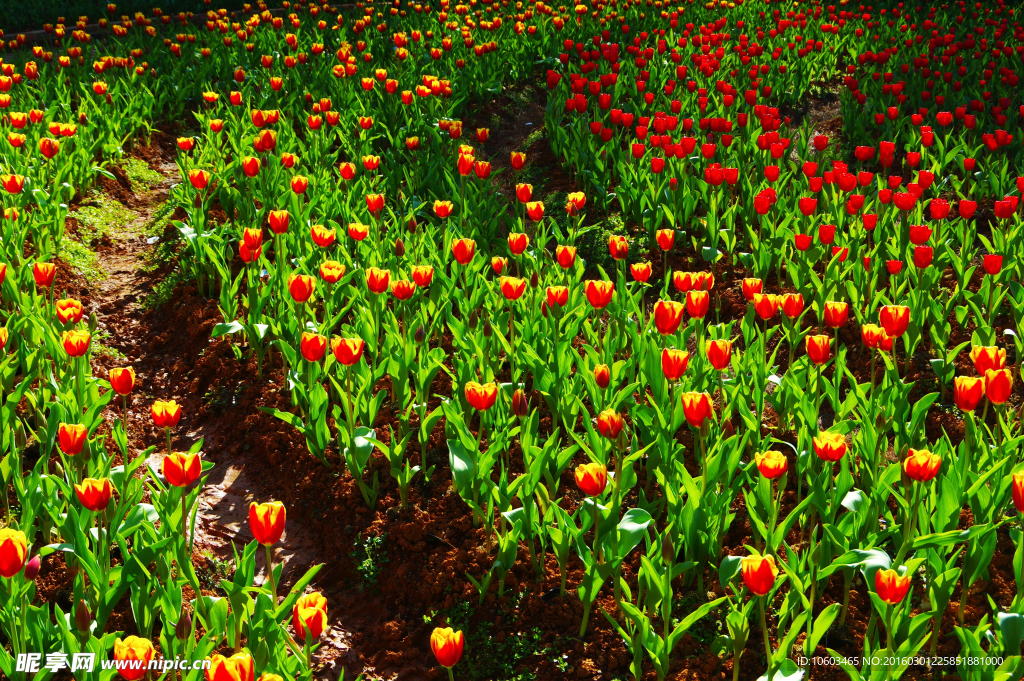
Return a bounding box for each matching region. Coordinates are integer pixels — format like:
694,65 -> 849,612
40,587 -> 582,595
468,310 -> 478,328
530,271 -> 539,288
661,534 -> 674,567
394,238 -> 405,257
483,319 -> 492,337
407,217 -> 417,234
511,389 -> 529,417
176,610 -> 192,640
414,325 -> 426,344
24,554 -> 41,581
75,599 -> 92,634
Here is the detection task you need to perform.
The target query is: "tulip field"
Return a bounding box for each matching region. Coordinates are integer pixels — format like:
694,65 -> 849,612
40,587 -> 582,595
3,0 -> 1024,679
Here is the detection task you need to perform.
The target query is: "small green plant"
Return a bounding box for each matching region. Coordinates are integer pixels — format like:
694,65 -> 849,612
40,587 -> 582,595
350,532 -> 389,589
197,550 -> 234,592
123,158 -> 164,191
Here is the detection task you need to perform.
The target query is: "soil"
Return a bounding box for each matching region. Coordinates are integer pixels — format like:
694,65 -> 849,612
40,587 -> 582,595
23,86 -> 1019,681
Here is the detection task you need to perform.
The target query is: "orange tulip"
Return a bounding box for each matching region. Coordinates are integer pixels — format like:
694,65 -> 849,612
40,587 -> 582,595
680,391 -> 713,428
300,333 -> 328,362
656,229 -> 674,251
112,636 -> 155,681
452,238 -> 476,265
630,262 -> 652,283
685,290 -> 709,318
508,232 -> 529,255
431,627 -> 465,669
575,462 -> 608,497
515,183 -> 533,203
593,364 -> 611,389
290,175 -> 309,194
62,330 -> 91,357
434,200 -> 454,218
812,431 -> 847,462
288,274 -> 315,303
741,553 -> 778,596
903,448 -> 940,482
331,338 -> 365,366
75,477 -> 113,512
319,261 -> 345,284
984,369 -> 1012,405
806,334 -> 830,365
1012,471 -> 1024,513
56,298 -> 83,324
954,376 -> 985,412
58,423 -> 87,455
823,301 -> 848,328
752,293 -> 779,320
969,346 -> 1006,374
875,568 -> 911,605
163,451 -> 202,487
0,528 -> 28,578
391,280 -> 416,300
151,399 -> 181,427
707,339 -> 732,371
556,245 -> 577,269
412,265 -> 434,287
596,409 -> 624,439
491,257 -> 508,275
510,151 -> 526,170
311,223 -> 335,248
608,234 -> 629,260
741,278 -> 762,302
755,450 -> 788,479
500,276 -> 526,300
293,592 -> 328,641
249,501 -> 286,545
661,348 -> 689,381
546,286 -> 569,308
188,169 -> 210,190
268,210 -> 290,234
653,300 -> 685,335
584,280 -> 614,309
465,381 -> 498,411
861,324 -> 885,349
207,652 -> 255,681
526,201 -> 544,221
781,292 -> 804,319
241,156 -> 261,177
879,305 -> 910,338
366,267 -> 390,294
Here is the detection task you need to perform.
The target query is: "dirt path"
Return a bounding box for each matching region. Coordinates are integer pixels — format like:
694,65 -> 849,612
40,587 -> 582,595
78,138 -> 353,677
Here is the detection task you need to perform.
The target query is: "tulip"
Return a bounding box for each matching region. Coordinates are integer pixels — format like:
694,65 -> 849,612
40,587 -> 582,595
970,346 -> 1006,374
56,298 -> 84,324
546,286 -> 569,309
1012,471 -> 1024,513
452,238 -> 476,265
755,450 -> 787,479
608,235 -> 629,260
741,553 -> 778,596
875,569 -> 911,605
707,339 -> 732,371
752,293 -> 779,320
391,280 -> 416,301
431,627 -> 465,670
661,348 -> 689,382
112,636 -> 155,681
984,369 -> 1012,405
499,277 -> 526,301
0,528 -> 28,578
515,184 -> 533,203
508,232 -> 529,255
288,274 -> 315,303
781,293 -> 804,319
207,652 -> 255,681
491,256 -> 506,275
630,262 -> 652,283
290,175 -> 309,194
983,254 -> 1002,276
293,592 -> 328,641
862,324 -> 885,350
511,389 -> 530,417
596,409 -> 624,439
412,265 -> 434,287
954,376 -> 985,412
366,267 -> 390,294
163,451 -> 202,488
575,462 -> 608,496
680,391 -> 713,428
656,229 -> 674,250
188,169 -> 210,190
593,364 -> 610,389
63,330 -> 91,357
300,332 -> 328,362
879,305 -> 910,338
741,278 -> 762,302
75,477 -> 113,512
510,152 -> 526,170
331,338 -> 365,366
806,335 -> 830,365
526,201 -> 545,221
653,300 -> 684,335
58,423 -> 87,456
33,262 -> 56,287
556,245 -> 577,269
249,501 -> 286,546
685,290 -> 709,318
823,301 -> 848,328
903,448 -> 940,482
268,210 -> 290,234
311,224 -> 335,248
465,381 -> 498,411
320,261 -> 345,284
584,280 -> 614,309
151,399 -> 181,429
434,200 -> 454,219
813,431 -> 847,462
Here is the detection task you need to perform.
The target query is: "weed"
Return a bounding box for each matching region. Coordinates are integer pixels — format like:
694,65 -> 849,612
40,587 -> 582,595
123,158 -> 164,191
197,550 -> 234,592
350,532 -> 389,590
436,600 -> 546,681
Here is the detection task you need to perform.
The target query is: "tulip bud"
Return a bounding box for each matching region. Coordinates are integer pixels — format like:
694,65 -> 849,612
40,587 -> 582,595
394,239 -> 405,257
530,271 -> 539,288
661,533 -> 674,567
88,311 -> 98,333
24,554 -> 41,581
483,319 -> 492,337
75,599 -> 92,634
511,389 -> 529,417
407,217 -> 417,233
176,611 -> 192,640
414,326 -> 426,344
468,310 -> 478,329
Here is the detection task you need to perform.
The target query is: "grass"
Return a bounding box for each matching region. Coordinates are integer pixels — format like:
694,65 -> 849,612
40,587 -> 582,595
60,191 -> 137,281
123,158 -> 164,191
435,599 -> 548,681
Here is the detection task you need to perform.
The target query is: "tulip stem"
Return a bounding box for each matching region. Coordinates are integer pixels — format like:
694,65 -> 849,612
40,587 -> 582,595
884,604 -> 894,681
893,484 -> 922,566
265,544 -> 277,605
760,595 -> 772,679
592,497 -> 600,565
166,427 -> 173,461
699,430 -> 708,496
